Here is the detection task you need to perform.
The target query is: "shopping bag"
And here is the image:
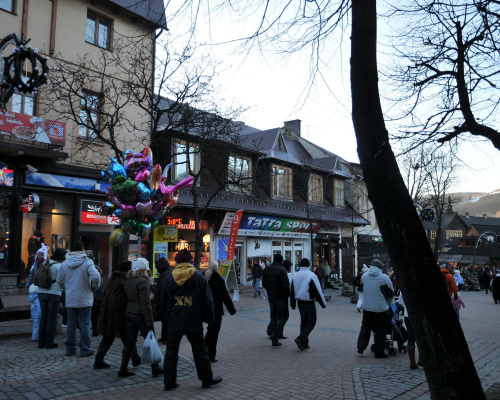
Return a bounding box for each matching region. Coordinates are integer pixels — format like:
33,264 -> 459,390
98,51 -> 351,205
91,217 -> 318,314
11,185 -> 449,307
232,290 -> 240,302
141,330 -> 163,364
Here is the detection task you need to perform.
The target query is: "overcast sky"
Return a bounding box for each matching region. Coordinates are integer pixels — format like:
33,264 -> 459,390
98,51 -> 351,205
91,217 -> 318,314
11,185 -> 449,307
164,1 -> 500,194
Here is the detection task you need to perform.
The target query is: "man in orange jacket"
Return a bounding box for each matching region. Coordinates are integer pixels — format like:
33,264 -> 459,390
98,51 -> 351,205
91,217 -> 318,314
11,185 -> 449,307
440,264 -> 458,299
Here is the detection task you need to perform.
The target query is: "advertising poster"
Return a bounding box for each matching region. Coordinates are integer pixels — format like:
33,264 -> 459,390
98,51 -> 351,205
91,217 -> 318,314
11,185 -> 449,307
153,225 -> 177,278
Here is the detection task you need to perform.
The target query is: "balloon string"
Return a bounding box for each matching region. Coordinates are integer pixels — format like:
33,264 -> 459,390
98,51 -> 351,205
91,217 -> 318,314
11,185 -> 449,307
138,237 -> 142,258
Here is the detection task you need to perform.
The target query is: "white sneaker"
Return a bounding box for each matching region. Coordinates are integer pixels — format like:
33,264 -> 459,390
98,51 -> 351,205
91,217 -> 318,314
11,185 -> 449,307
263,297 -> 267,299
61,324 -> 67,328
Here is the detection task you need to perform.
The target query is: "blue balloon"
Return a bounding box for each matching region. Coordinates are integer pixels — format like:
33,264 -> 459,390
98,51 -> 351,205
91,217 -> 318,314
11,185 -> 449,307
137,182 -> 151,201
102,157 -> 126,183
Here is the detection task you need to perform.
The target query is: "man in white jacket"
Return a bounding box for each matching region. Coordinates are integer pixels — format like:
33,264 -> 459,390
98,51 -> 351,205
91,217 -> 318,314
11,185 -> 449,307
356,259 -> 394,358
290,258 -> 326,351
57,241 -> 100,357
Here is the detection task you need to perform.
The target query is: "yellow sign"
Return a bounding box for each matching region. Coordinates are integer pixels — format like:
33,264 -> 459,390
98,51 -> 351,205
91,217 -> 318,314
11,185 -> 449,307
218,260 -> 232,281
155,225 -> 178,242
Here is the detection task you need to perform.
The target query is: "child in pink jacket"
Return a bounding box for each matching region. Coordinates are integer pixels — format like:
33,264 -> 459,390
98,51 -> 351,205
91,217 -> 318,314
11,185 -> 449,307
451,293 -> 465,319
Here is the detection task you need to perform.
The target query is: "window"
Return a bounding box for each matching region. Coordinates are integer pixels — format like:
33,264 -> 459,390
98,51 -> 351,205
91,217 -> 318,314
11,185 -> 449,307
446,230 -> 462,240
0,0 -> 14,12
228,155 -> 252,191
86,12 -> 111,49
79,91 -> 100,139
308,173 -> 323,203
11,77 -> 35,115
272,165 -> 292,199
334,179 -> 344,207
174,141 -> 199,181
431,230 -> 436,239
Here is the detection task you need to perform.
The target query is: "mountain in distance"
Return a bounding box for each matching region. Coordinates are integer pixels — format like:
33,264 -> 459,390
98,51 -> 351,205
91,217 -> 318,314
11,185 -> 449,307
452,189 -> 500,218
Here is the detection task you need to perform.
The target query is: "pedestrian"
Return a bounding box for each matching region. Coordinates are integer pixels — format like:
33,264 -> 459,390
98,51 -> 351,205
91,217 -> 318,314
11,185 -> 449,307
37,248 -> 66,349
26,243 -> 49,287
91,266 -> 104,337
262,253 -> 290,347
161,248 -> 222,391
354,265 -> 369,312
454,269 -> 464,291
479,268 -> 492,295
395,291 -> 419,369
56,241 -> 101,357
314,261 -> 327,293
119,257 -> 163,378
204,261 -> 237,362
356,259 -> 394,358
94,260 -> 141,370
153,257 -> 172,343
251,260 -> 264,298
29,283 -> 40,342
451,293 -> 466,319
440,264 -> 459,300
324,262 -> 332,289
262,261 -> 270,299
290,258 -> 326,351
283,259 -> 292,273
492,270 -> 500,304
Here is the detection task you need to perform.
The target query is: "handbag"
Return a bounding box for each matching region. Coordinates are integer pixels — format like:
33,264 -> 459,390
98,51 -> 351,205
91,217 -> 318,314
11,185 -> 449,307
141,330 -> 163,364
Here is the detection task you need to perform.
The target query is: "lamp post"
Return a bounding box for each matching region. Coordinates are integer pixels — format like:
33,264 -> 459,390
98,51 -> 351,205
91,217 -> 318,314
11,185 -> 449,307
0,33 -> 50,110
472,230 -> 498,269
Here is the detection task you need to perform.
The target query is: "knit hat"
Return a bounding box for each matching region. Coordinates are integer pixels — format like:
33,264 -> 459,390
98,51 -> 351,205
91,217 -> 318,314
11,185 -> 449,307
132,258 -> 149,271
174,248 -> 193,264
299,258 -> 310,267
370,259 -> 383,269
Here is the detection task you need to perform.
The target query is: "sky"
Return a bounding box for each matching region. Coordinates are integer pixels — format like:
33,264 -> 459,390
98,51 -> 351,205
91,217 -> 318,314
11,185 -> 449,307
163,1 -> 500,194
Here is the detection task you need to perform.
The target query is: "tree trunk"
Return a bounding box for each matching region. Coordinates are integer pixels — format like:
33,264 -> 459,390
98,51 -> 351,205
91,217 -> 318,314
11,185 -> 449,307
350,1 -> 484,398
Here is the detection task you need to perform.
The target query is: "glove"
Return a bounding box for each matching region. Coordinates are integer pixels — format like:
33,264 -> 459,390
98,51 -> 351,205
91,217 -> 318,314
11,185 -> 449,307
454,295 -> 458,300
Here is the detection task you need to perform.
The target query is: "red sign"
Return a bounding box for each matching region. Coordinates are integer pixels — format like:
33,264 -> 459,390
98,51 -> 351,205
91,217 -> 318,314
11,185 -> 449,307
80,200 -> 120,225
227,210 -> 243,261
0,110 -> 65,146
20,192 -> 40,213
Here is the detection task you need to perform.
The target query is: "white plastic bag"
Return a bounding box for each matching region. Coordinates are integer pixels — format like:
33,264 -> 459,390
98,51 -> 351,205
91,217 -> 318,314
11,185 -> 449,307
141,331 -> 163,364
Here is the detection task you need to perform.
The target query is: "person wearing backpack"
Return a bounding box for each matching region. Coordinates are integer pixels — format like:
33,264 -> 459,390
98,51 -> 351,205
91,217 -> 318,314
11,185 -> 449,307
37,248 -> 66,349
440,264 -> 458,300
26,243 -> 49,287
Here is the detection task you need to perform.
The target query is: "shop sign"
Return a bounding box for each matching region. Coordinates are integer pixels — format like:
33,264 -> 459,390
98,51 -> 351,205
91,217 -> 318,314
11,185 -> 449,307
80,200 -> 120,225
20,192 -> 40,213
26,172 -> 110,193
154,225 -> 178,242
0,110 -> 66,146
168,242 -> 210,252
218,212 -> 321,238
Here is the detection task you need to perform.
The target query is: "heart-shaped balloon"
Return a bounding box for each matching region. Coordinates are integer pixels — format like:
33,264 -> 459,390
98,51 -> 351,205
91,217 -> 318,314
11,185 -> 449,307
121,204 -> 137,217
136,200 -> 153,216
109,228 -> 125,247
122,219 -> 137,234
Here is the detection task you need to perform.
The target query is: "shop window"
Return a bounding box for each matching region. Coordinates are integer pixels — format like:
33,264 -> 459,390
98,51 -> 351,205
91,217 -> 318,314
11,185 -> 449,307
86,11 -> 112,49
173,141 -> 200,181
79,91 -> 100,139
272,164 -> 292,199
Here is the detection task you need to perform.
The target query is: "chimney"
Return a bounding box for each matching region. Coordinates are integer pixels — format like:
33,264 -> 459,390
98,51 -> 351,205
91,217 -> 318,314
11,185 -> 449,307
483,213 -> 487,218
283,119 -> 301,136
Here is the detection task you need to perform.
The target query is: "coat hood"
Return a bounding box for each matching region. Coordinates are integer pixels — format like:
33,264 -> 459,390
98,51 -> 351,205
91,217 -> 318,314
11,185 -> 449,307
172,262 -> 197,286
368,265 -> 383,277
65,251 -> 91,269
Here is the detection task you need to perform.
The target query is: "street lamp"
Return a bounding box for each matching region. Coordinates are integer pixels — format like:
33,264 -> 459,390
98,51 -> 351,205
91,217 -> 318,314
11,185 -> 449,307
472,230 -> 498,268
0,33 -> 50,110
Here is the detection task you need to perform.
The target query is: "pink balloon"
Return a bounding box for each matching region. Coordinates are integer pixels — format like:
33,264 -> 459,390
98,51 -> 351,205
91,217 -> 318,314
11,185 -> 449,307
136,200 -> 153,216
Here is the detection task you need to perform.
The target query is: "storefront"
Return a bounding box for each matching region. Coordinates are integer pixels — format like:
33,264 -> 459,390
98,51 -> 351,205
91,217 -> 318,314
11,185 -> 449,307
216,212 -> 321,286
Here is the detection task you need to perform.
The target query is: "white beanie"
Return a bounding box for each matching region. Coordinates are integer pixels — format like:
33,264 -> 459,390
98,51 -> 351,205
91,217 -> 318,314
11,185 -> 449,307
37,243 -> 49,261
132,258 -> 149,271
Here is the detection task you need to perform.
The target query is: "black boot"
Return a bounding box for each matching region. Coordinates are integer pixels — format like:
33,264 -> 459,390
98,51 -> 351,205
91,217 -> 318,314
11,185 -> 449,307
118,347 -> 134,377
131,346 -> 141,367
152,363 -> 164,377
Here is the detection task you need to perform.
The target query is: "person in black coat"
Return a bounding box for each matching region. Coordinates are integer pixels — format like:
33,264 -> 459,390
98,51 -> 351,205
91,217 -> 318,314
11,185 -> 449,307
154,257 -> 172,342
262,254 -> 290,347
204,261 -> 236,362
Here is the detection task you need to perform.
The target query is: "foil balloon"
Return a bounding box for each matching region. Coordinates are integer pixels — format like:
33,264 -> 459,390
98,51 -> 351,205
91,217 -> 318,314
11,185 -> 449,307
148,201 -> 165,218
101,157 -> 127,183
150,220 -> 159,231
102,201 -> 115,215
148,164 -> 162,192
153,208 -> 167,221
137,221 -> 151,239
143,147 -> 153,166
120,203 -> 137,217
160,176 -> 194,198
126,156 -> 150,174
122,219 -> 137,234
134,168 -> 150,183
137,182 -> 151,201
136,199 -> 153,216
109,228 -> 125,247
112,178 -> 137,195
165,190 -> 179,208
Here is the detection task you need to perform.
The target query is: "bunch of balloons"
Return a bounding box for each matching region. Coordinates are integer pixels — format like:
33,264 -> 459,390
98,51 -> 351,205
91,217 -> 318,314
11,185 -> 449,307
101,147 -> 194,246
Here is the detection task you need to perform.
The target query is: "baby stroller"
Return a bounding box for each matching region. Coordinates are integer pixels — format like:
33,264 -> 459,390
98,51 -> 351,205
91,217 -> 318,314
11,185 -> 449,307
371,303 -> 408,356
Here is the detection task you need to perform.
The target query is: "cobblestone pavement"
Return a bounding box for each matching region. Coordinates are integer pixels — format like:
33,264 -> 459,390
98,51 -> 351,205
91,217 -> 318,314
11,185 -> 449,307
1,287 -> 500,399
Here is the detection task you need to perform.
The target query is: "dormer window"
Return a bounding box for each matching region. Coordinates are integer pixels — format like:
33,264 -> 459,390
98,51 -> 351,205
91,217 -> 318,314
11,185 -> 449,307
308,173 -> 323,203
272,164 -> 292,199
173,141 -> 199,181
334,179 -> 344,207
228,155 -> 252,191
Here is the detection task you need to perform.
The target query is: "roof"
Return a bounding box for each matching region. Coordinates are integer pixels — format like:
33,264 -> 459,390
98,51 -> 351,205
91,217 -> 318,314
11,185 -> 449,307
106,0 -> 167,29
459,214 -> 500,228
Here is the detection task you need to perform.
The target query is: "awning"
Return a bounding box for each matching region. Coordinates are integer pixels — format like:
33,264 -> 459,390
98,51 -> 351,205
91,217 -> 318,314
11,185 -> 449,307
438,254 -> 489,265
460,255 -> 489,265
438,254 -> 463,263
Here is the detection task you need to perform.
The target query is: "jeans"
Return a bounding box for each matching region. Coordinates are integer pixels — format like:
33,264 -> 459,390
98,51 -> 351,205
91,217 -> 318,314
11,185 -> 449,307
297,301 -> 317,346
205,315 -> 222,360
455,308 -> 460,319
38,293 -> 61,347
266,297 -> 289,338
165,332 -> 212,386
357,309 -> 389,355
253,278 -> 261,297
66,306 -> 92,356
124,313 -> 151,353
318,277 -> 325,292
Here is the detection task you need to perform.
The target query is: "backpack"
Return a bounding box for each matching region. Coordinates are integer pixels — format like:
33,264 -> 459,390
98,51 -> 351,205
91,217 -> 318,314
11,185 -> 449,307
32,261 -> 54,289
